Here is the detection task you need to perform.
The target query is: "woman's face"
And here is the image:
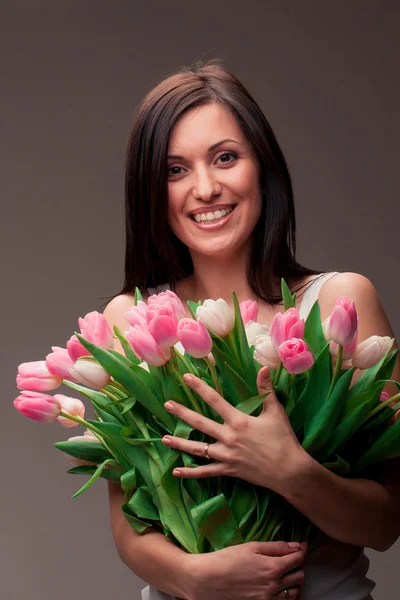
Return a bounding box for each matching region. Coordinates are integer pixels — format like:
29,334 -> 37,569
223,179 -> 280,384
167,102 -> 263,259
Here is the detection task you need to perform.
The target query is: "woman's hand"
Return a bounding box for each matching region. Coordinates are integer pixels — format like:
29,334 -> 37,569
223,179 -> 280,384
185,540 -> 308,600
161,366 -> 307,493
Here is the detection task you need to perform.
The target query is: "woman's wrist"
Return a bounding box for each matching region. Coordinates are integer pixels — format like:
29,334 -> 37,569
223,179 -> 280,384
179,552 -> 207,599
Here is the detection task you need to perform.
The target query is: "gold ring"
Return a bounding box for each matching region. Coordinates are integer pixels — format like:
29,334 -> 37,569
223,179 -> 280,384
204,443 -> 211,459
283,590 -> 290,599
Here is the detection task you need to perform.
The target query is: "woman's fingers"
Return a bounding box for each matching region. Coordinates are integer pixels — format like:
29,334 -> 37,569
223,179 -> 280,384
278,588 -> 300,598
164,399 -> 224,440
162,436 -> 226,463
171,460 -> 227,479
183,373 -> 237,422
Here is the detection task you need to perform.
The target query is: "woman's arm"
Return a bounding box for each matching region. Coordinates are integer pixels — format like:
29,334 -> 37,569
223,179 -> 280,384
107,480 -> 196,599
280,272 -> 400,552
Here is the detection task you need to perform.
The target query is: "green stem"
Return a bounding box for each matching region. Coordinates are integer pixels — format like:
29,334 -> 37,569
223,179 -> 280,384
327,345 -> 343,398
226,330 -> 241,364
273,362 -> 283,387
167,361 -> 202,414
363,392 -> 400,423
205,356 -> 222,396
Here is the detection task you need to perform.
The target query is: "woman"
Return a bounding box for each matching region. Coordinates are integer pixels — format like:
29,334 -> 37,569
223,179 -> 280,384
103,60 -> 400,600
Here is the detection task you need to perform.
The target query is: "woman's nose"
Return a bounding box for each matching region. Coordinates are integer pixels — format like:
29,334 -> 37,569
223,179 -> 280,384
192,167 -> 222,201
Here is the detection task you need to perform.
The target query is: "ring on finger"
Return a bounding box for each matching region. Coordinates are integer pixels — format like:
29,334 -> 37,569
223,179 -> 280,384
283,589 -> 290,599
204,442 -> 211,460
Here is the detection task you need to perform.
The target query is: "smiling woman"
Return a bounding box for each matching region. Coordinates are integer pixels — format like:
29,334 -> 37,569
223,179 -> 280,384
102,59 -> 399,600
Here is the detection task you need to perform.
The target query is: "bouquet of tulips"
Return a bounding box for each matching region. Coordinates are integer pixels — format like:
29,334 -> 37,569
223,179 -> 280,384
14,281 -> 400,553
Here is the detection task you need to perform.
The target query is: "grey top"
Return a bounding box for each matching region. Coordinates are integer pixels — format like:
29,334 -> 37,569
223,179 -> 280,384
141,272 -> 376,599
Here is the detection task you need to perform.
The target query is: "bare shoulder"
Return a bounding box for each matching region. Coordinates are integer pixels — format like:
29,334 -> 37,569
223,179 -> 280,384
318,272 -> 380,316
103,293 -> 135,328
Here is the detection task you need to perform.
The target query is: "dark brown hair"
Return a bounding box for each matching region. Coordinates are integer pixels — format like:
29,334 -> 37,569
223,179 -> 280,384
107,59 -> 321,307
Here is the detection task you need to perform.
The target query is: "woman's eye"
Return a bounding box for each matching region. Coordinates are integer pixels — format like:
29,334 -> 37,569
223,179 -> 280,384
217,152 -> 238,164
168,166 -> 184,177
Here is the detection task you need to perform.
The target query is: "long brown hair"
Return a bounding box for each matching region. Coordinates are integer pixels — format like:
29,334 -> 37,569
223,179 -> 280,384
106,59 -> 321,307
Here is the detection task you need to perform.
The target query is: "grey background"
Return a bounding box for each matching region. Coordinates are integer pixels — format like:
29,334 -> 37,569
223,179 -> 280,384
2,1 -> 399,598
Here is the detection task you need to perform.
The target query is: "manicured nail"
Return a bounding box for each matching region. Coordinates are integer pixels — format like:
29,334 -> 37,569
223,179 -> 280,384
162,436 -> 172,446
288,542 -> 300,549
173,469 -> 182,476
183,373 -> 193,383
164,402 -> 174,411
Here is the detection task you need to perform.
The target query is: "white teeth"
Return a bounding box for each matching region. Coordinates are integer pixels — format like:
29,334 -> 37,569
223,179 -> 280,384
193,206 -> 234,223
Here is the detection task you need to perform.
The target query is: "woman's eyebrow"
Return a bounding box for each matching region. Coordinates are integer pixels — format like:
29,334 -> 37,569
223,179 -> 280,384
167,138 -> 240,160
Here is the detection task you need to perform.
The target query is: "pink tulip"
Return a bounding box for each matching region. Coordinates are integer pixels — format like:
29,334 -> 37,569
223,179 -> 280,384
240,300 -> 258,326
125,324 -> 171,366
14,391 -> 61,423
45,346 -> 77,381
67,334 -> 91,362
380,391 -> 396,408
147,303 -> 179,348
196,299 -> 235,337
270,308 -> 305,349
69,358 -> 111,389
16,360 -> 62,391
254,335 -> 280,369
177,318 -> 212,358
279,338 -> 315,374
328,297 -> 358,346
352,336 -> 393,370
125,301 -> 149,327
147,290 -> 186,320
53,394 -> 85,428
330,324 -> 359,360
78,311 -> 114,350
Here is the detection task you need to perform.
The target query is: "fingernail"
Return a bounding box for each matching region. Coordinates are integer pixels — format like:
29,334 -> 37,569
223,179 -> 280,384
165,402 -> 174,411
173,469 -> 182,476
162,436 -> 172,445
288,542 -> 300,549
183,373 -> 193,383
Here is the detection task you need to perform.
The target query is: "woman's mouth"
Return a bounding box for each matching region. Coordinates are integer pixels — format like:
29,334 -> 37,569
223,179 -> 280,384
189,205 -> 237,231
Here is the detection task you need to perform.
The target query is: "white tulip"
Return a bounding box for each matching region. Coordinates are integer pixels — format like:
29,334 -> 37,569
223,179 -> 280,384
254,334 -> 280,369
196,299 -> 235,337
245,320 -> 270,347
70,358 -> 111,389
352,336 -> 393,370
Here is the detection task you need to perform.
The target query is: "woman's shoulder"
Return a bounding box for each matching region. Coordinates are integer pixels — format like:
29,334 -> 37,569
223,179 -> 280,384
317,271 -> 381,320
102,293 -> 135,329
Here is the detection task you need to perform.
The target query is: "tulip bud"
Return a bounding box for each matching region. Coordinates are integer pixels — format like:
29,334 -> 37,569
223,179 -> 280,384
67,334 -> 91,362
14,391 -> 61,423
240,300 -> 258,326
330,325 -> 359,361
352,336 -> 393,370
125,324 -> 171,367
328,297 -> 358,346
270,308 -> 305,350
125,301 -> 149,327
69,358 -> 111,389
245,320 -> 270,347
147,304 -> 179,348
254,335 -> 280,369
16,360 -> 62,391
78,311 -> 114,350
177,318 -> 212,358
147,290 -> 186,320
279,338 -> 315,374
53,394 -> 85,428
45,346 -> 77,381
196,299 -> 235,337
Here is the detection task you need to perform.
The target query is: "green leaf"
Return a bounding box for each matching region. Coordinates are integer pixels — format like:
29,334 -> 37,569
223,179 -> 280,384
222,362 -> 253,401
353,417 -> 400,473
187,299 -> 202,319
289,343 -> 331,434
54,440 -> 111,463
122,503 -> 155,534
235,393 -> 266,416
316,380 -> 387,461
231,291 -> 258,394
120,429 -> 163,445
302,367 -> 355,456
108,349 -> 133,367
121,468 -> 137,497
71,459 -> 121,498
67,465 -> 121,482
304,301 -> 326,358
134,287 -> 143,304
75,334 -> 175,430
191,494 -> 244,550
281,279 -> 295,310
113,325 -> 141,364
128,486 -> 160,521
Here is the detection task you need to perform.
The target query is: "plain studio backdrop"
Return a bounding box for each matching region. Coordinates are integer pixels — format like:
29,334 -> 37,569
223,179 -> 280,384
2,1 -> 399,598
